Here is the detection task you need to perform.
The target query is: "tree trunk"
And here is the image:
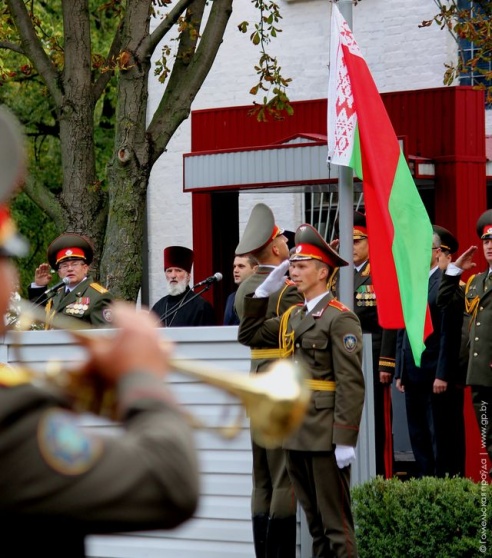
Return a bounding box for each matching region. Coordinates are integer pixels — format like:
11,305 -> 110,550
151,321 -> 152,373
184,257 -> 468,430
100,0 -> 152,300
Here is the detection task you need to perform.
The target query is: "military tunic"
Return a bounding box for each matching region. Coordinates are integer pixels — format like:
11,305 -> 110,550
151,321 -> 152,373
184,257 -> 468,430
239,292 -> 365,558
29,276 -> 114,327
439,270 -> 492,462
0,370 -> 199,557
235,265 -> 303,539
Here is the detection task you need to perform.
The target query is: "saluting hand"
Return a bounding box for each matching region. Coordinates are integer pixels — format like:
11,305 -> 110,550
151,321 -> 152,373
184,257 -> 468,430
255,259 -> 290,298
454,246 -> 478,271
34,262 -> 52,287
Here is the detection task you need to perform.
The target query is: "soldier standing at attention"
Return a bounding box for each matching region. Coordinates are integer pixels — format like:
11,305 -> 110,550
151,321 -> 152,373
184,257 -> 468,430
235,203 -> 303,558
238,223 -> 365,558
29,233 -> 114,327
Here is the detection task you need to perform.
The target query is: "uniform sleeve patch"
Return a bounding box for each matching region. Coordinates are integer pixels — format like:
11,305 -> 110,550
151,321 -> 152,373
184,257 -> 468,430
343,334 -> 358,352
90,282 -> 108,294
329,299 -> 350,312
37,410 -> 103,475
103,307 -> 113,322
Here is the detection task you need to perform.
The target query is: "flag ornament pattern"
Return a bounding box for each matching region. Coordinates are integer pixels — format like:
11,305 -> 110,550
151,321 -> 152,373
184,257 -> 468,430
327,4 -> 433,367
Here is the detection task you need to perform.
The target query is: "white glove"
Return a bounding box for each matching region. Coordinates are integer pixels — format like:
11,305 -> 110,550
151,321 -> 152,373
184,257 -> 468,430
255,259 -> 290,298
335,445 -> 356,469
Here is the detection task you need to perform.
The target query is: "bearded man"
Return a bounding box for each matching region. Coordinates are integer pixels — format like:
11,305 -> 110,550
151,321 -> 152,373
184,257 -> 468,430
151,245 -> 216,327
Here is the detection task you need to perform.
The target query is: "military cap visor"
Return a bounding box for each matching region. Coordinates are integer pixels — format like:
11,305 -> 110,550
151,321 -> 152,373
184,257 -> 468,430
353,211 -> 368,239
476,209 -> 492,240
48,234 -> 94,269
235,203 -> 284,255
432,224 -> 458,254
291,223 -> 348,268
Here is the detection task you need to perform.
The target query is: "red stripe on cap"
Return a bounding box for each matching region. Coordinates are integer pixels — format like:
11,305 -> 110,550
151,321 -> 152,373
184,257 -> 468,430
291,243 -> 337,267
482,225 -> 492,238
56,247 -> 85,264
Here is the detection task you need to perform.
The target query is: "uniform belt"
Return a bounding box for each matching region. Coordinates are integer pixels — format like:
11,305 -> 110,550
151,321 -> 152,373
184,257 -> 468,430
306,379 -> 336,391
250,348 -> 291,359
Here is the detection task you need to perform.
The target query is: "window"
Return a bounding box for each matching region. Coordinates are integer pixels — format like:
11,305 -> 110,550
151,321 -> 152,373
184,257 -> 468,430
457,0 -> 492,106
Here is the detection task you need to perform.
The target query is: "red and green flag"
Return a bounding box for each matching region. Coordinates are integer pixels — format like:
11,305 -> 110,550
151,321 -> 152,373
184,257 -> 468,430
327,3 -> 433,366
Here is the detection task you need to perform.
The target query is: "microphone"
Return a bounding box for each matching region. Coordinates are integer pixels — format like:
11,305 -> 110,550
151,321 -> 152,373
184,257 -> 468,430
44,276 -> 70,296
192,272 -> 223,289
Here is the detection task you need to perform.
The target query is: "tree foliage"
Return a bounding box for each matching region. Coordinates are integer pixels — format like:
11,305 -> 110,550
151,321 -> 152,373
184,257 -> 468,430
0,0 -> 292,301
421,0 -> 492,104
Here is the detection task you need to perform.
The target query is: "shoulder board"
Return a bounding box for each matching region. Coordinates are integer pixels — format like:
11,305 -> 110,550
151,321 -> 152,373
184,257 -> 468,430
328,299 -> 350,312
90,282 -> 108,294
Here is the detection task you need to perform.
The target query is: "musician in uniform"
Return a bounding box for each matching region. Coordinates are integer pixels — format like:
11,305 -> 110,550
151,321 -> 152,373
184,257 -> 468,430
151,245 -> 216,327
28,233 -> 114,327
0,105 -> 200,557
235,203 -> 303,558
238,223 -> 365,558
438,209 -> 492,477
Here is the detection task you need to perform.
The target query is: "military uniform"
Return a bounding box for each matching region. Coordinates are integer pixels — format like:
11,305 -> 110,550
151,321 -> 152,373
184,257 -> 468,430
235,203 -> 302,558
239,223 -> 365,558
0,107 -> 199,557
0,369 -> 199,557
353,261 -> 396,477
438,211 -> 492,470
29,276 -> 113,327
28,233 -> 114,328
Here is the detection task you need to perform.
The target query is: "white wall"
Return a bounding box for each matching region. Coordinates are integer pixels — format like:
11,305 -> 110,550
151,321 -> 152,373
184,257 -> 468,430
146,0 -> 471,305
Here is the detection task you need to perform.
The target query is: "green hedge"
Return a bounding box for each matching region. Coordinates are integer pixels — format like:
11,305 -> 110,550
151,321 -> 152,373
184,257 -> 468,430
352,476 -> 492,558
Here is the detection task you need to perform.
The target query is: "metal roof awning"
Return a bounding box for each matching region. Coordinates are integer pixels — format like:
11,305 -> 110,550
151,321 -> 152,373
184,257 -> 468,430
182,133 -> 435,193
183,134 -> 340,193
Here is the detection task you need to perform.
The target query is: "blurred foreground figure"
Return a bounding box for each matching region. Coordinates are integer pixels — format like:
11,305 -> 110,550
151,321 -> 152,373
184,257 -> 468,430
0,106 -> 199,557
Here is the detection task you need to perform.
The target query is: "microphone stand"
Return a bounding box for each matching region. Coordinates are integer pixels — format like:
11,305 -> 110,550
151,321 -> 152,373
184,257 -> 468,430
158,283 -> 214,325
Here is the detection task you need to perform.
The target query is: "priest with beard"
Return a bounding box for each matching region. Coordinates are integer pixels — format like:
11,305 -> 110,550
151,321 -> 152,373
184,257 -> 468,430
151,245 -> 216,327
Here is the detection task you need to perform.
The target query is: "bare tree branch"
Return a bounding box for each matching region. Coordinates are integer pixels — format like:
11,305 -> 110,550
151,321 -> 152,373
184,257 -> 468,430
147,0 -> 233,165
92,22 -> 124,102
143,0 -> 196,58
23,176 -> 65,226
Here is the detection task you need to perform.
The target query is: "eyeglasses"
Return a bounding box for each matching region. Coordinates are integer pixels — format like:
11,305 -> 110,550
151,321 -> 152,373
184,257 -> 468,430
58,260 -> 85,271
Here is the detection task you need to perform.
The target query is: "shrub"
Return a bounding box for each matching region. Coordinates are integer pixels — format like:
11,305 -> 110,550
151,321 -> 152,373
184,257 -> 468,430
352,476 -> 492,558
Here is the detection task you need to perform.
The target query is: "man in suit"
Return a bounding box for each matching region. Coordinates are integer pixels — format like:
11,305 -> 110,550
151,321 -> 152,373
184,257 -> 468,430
223,254 -> 258,325
438,209 -> 492,477
235,203 -> 302,558
29,233 -> 114,327
395,229 -> 451,477
239,223 -> 365,558
433,225 -> 466,477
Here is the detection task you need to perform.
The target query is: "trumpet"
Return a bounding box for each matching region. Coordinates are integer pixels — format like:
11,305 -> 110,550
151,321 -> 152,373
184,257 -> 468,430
7,298 -> 310,448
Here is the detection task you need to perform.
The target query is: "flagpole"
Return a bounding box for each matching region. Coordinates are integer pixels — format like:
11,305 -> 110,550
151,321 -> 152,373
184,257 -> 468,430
333,0 -> 354,309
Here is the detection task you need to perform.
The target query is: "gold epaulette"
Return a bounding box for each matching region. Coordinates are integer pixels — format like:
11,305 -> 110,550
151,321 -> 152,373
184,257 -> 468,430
329,299 -> 350,312
90,282 -> 108,294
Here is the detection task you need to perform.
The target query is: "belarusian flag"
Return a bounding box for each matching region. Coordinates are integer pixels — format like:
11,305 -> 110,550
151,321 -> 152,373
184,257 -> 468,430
327,3 -> 433,366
